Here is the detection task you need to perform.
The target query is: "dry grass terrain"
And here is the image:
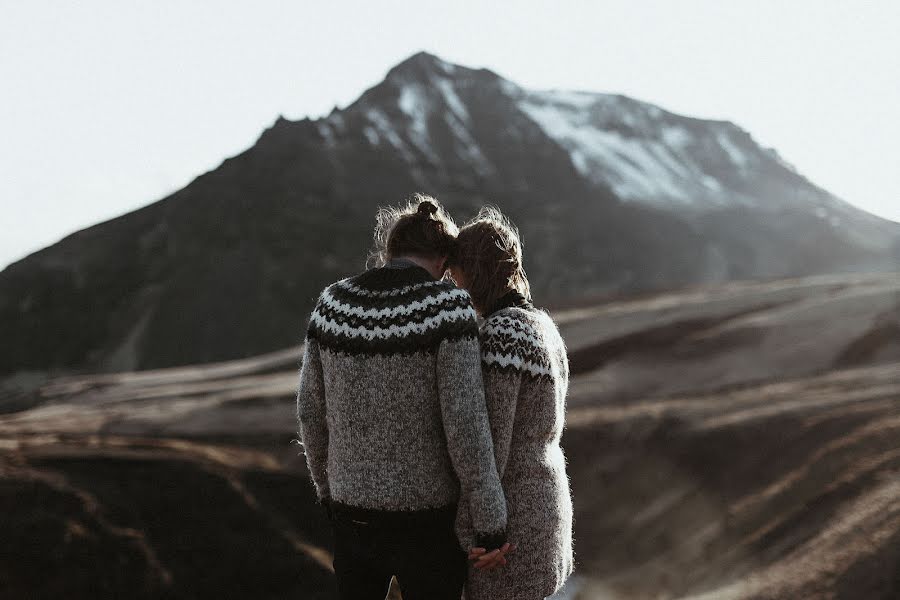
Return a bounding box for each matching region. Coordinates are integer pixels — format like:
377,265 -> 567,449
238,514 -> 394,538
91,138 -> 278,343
2,272 -> 899,599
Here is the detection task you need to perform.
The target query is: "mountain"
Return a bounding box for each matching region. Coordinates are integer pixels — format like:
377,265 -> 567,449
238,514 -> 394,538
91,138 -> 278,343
1,51 -> 898,377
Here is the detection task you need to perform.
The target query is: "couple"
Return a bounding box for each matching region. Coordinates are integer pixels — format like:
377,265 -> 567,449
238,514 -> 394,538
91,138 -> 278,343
296,194 -> 573,600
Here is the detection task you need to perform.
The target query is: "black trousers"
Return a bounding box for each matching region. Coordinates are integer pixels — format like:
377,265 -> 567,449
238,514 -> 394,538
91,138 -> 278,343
330,503 -> 467,600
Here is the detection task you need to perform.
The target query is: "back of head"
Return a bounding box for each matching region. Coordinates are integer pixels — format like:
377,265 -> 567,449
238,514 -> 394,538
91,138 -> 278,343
452,206 -> 531,314
368,193 -> 459,268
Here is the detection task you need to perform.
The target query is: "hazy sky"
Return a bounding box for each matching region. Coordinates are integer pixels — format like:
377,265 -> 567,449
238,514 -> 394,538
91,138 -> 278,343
2,0 -> 898,270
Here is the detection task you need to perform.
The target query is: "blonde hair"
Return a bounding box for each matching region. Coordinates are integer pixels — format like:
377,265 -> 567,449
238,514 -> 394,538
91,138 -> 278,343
451,206 -> 531,314
367,193 -> 459,268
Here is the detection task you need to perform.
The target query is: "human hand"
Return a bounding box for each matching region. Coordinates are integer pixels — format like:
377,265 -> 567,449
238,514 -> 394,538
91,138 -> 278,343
468,542 -> 516,570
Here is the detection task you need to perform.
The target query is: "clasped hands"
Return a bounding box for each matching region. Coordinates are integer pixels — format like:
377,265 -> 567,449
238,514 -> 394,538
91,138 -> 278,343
467,542 -> 516,570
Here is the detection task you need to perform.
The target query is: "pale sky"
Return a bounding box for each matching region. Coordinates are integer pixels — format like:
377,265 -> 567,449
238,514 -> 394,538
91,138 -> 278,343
2,0 -> 898,271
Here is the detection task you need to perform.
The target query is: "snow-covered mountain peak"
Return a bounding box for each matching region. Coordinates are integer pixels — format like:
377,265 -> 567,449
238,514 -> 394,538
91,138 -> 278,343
341,53 -> 798,211
332,54 -> 498,179
306,52 -> 889,234
514,89 -> 767,207
384,50 -> 459,84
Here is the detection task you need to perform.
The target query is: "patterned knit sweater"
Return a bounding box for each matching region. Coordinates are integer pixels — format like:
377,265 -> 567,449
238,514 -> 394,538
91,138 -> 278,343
456,292 -> 575,600
295,260 -> 508,549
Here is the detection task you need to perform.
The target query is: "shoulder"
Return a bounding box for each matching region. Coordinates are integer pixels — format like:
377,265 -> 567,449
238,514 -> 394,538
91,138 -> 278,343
304,280 -> 341,336
480,307 -> 555,378
482,306 -> 541,338
427,280 -> 480,337
306,275 -> 478,353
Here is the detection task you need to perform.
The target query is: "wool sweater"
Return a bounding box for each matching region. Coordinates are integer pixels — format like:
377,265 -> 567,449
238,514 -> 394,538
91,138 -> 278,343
456,292 -> 575,600
295,260 -> 508,549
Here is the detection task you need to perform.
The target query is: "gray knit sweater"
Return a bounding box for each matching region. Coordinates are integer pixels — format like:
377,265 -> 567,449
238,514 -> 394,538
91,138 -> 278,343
456,293 -> 575,600
295,261 -> 508,549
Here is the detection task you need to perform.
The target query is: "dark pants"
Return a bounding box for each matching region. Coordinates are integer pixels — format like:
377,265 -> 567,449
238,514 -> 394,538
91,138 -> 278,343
330,503 -> 466,600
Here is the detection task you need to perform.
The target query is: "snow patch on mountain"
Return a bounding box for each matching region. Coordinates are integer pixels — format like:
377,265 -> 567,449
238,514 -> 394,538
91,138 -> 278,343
362,126 -> 379,146
516,90 -> 765,208
316,122 -> 334,145
519,93 -> 707,204
366,109 -> 415,163
385,72 -> 495,177
435,78 -> 469,124
434,79 -> 494,176
717,131 -> 750,170
397,86 -> 440,163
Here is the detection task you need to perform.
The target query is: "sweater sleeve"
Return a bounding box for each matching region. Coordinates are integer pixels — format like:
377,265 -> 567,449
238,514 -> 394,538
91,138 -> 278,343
482,362 -> 523,481
437,327 -> 508,551
296,334 -> 330,502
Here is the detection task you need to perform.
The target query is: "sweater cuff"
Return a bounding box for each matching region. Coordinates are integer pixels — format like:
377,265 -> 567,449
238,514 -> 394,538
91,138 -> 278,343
474,529 -> 507,552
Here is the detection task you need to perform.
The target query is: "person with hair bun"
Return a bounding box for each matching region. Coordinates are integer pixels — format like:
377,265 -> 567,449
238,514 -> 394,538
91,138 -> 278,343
449,206 -> 575,600
296,194 -> 512,600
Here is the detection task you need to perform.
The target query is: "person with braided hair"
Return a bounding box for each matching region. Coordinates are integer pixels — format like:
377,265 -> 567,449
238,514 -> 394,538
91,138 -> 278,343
449,206 -> 575,600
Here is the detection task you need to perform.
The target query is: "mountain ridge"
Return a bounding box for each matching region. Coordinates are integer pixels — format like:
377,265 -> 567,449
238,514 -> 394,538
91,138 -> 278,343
1,50 -> 898,377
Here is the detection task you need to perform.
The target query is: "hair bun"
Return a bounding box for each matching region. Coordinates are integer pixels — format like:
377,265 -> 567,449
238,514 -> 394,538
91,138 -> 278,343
416,200 -> 438,217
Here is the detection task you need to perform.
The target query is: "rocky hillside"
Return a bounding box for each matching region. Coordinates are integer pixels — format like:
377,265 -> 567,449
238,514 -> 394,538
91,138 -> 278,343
2,272 -> 899,598
2,51 -> 898,378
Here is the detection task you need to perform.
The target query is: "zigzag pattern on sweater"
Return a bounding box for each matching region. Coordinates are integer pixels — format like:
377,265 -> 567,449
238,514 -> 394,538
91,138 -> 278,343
481,312 -> 553,379
306,266 -> 479,355
335,277 -> 443,298
311,303 -> 476,341
320,285 -> 472,320
482,351 -> 553,377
